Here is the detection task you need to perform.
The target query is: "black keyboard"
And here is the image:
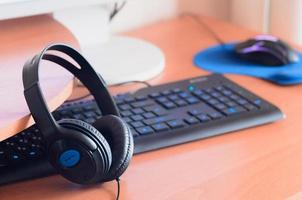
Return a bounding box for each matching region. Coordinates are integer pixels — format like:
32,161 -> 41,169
0,74 -> 283,184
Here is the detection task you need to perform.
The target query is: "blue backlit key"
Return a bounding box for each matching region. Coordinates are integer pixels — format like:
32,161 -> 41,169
136,126 -> 154,135
167,120 -> 185,129
152,123 -> 169,132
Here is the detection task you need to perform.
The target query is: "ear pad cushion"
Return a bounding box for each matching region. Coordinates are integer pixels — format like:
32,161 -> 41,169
58,119 -> 112,175
92,115 -> 134,182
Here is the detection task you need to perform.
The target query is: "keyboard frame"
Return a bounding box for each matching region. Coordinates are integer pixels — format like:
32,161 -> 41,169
129,74 -> 283,153
0,74 -> 284,185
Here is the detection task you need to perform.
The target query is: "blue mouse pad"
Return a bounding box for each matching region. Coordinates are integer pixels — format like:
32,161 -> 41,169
194,43 -> 302,85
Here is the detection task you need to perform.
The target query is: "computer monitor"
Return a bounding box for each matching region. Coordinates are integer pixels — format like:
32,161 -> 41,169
0,0 -> 165,85
0,0 -> 107,20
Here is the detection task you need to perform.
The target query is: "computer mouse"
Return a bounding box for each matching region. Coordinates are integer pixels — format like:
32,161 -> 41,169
235,35 -> 300,66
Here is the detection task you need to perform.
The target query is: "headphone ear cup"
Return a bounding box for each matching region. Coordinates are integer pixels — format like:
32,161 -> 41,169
57,119 -> 112,184
92,115 -> 134,181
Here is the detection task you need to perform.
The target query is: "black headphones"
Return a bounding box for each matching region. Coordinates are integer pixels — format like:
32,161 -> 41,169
22,44 -> 134,185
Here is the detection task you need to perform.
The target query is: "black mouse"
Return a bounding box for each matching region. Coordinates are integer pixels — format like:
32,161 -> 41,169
235,35 -> 300,66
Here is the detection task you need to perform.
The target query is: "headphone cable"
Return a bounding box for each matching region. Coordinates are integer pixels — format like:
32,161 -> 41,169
66,80 -> 151,103
116,177 -> 121,200
180,13 -> 226,46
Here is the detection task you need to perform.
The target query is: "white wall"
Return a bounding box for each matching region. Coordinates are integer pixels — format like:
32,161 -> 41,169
110,0 -> 178,32
110,0 -> 231,33
230,0 -> 270,33
270,0 -> 302,44
178,0 -> 230,20
229,0 -> 302,45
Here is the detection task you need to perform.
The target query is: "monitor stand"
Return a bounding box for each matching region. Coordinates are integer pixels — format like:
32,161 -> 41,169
54,6 -> 165,85
81,35 -> 165,85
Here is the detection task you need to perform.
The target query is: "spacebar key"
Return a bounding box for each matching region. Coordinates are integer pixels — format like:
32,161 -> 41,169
143,116 -> 173,125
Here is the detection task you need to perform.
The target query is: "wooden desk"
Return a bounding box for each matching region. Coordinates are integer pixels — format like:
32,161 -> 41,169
1,16 -> 302,200
0,15 -> 77,141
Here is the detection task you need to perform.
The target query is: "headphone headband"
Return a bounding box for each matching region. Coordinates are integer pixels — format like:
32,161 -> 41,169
23,44 -> 120,139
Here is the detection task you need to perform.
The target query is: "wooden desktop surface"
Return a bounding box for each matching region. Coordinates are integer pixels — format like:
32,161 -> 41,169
1,16 -> 302,200
0,15 -> 77,141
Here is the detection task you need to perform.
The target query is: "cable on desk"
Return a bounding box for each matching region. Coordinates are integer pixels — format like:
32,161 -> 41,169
180,13 -> 226,46
109,80 -> 152,88
110,1 -> 127,21
116,177 -> 121,200
66,80 -> 152,103
65,93 -> 92,103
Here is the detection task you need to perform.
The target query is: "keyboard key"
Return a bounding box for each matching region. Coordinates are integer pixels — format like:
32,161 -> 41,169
172,88 -> 182,93
123,117 -> 132,123
192,90 -> 204,96
168,95 -> 179,101
197,114 -> 211,122
215,86 -> 224,91
188,109 -> 203,116
145,106 -> 168,116
131,115 -> 144,121
179,92 -> 190,98
84,111 -> 97,118
152,123 -> 169,132
200,95 -> 211,101
244,104 -> 257,111
119,104 -> 132,111
208,99 -> 219,105
0,150 -> 7,167
167,120 -> 185,129
222,106 -> 246,116
115,93 -> 130,101
136,126 -> 154,135
185,97 -> 199,104
253,99 -> 262,106
83,104 -> 97,111
161,90 -> 172,96
218,96 -> 228,102
208,112 -> 224,120
120,110 -> 132,117
175,99 -> 187,107
222,90 -> 233,96
95,110 -> 101,116
130,121 -> 144,128
84,118 -> 95,124
124,97 -> 135,103
153,108 -> 168,116
73,114 -> 84,120
135,95 -> 147,101
184,117 -> 199,125
156,97 -> 168,103
237,99 -> 248,105
226,101 -> 237,107
27,148 -> 42,159
143,112 -> 156,119
162,101 -> 177,109
230,95 -> 240,100
214,103 -> 227,110
71,107 -> 82,114
114,98 -> 124,105
132,108 -> 144,114
143,116 -> 172,125
9,152 -> 23,163
210,92 -> 221,98
204,88 -> 214,94
131,100 -> 154,108
58,110 -> 71,116
149,92 -> 160,98
130,129 -> 139,137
